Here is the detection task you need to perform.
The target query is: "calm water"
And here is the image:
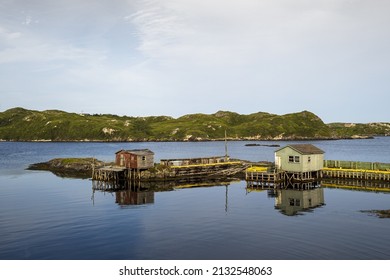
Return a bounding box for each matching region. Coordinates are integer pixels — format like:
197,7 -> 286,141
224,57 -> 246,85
0,138 -> 390,260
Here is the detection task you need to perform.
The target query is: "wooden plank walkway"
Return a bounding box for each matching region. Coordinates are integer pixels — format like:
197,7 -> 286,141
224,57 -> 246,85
245,166 -> 285,188
322,168 -> 390,181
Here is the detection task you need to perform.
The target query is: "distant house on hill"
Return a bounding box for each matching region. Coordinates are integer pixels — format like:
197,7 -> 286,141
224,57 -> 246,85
115,149 -> 154,170
275,144 -> 325,173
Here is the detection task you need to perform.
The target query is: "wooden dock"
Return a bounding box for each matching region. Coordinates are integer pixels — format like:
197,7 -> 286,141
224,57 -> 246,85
245,166 -> 322,188
245,166 -> 285,188
169,161 -> 247,178
92,160 -> 247,183
92,166 -> 126,181
322,168 -> 390,182
245,159 -> 390,189
92,166 -> 144,182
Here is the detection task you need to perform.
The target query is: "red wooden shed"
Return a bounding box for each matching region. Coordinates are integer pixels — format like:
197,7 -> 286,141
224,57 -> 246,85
115,149 -> 154,170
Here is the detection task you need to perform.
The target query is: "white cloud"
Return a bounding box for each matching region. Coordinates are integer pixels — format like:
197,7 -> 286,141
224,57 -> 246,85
0,0 -> 389,122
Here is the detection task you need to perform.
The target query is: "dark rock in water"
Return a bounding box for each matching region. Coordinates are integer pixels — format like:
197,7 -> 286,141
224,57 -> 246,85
245,143 -> 280,147
361,209 -> 390,218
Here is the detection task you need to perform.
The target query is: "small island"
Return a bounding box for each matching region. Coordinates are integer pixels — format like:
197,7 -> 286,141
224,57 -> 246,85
28,158 -> 108,179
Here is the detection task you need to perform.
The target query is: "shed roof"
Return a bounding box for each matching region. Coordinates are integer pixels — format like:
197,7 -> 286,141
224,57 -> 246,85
115,149 -> 154,156
276,144 -> 325,155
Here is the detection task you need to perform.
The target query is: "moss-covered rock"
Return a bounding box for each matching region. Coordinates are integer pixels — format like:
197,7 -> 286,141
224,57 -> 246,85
27,158 -> 108,179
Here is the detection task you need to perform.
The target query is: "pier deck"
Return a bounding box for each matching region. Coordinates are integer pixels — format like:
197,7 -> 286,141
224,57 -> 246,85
322,168 -> 390,182
245,166 -> 285,187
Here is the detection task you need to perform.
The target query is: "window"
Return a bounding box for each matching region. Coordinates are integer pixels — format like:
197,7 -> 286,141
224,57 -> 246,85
289,155 -> 300,163
289,198 -> 301,206
308,156 -> 311,163
142,156 -> 146,161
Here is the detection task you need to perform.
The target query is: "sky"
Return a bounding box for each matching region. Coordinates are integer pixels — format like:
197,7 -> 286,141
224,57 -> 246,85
0,0 -> 389,123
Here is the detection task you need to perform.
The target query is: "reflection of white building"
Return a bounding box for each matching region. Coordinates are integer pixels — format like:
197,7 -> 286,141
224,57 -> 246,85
275,188 -> 325,216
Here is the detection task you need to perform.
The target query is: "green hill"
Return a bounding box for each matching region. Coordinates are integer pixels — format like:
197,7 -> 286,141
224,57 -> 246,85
0,107 -> 388,141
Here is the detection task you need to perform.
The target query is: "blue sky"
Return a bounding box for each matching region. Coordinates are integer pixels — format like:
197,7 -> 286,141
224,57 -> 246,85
0,0 -> 389,123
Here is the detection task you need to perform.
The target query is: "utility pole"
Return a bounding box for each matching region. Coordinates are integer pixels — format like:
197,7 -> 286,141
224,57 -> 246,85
224,129 -> 229,162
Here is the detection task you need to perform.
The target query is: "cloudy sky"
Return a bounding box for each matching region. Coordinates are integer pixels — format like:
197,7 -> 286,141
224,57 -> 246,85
0,0 -> 389,123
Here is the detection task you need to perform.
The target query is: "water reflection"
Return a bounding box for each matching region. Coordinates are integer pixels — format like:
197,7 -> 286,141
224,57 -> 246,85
115,189 -> 154,206
91,179 -> 235,209
246,181 -> 325,216
91,178 -> 330,217
92,180 -> 157,207
321,178 -> 390,193
274,188 -> 325,216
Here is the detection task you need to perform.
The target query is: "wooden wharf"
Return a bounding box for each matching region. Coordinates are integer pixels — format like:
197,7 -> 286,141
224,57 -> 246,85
322,168 -> 390,182
92,160 -> 247,183
92,166 -> 126,181
169,161 -> 246,178
92,166 -> 144,182
245,166 -> 285,188
246,166 -> 390,188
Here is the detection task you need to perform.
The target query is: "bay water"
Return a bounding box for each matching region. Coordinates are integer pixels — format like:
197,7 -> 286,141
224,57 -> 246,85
0,138 -> 389,260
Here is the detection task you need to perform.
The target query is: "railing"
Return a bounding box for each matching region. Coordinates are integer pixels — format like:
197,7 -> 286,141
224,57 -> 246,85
324,160 -> 390,171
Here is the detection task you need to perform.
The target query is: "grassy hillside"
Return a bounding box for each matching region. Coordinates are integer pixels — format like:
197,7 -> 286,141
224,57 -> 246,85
0,107 -> 388,141
327,122 -> 390,138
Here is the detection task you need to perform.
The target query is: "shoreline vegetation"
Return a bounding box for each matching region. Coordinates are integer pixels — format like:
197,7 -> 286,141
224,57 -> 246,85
1,107 -> 389,142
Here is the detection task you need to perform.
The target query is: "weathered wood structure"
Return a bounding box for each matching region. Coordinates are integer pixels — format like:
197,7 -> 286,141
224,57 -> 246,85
115,149 -> 154,170
323,160 -> 390,171
322,167 -> 390,181
92,149 -> 154,182
245,166 -> 285,188
92,149 -> 246,183
160,156 -> 229,167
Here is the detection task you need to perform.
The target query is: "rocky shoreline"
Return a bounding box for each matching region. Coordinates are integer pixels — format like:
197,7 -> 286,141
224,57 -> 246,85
5,135 -> 377,142
27,158 -> 110,179
361,210 -> 390,218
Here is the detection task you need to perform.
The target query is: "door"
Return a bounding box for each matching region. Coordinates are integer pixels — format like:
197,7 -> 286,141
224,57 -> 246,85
275,156 -> 281,169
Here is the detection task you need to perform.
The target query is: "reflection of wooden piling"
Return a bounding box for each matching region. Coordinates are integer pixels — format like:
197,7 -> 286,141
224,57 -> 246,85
321,178 -> 390,192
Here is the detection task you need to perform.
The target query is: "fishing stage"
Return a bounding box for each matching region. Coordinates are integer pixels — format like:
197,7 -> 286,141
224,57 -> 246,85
91,144 -> 390,193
